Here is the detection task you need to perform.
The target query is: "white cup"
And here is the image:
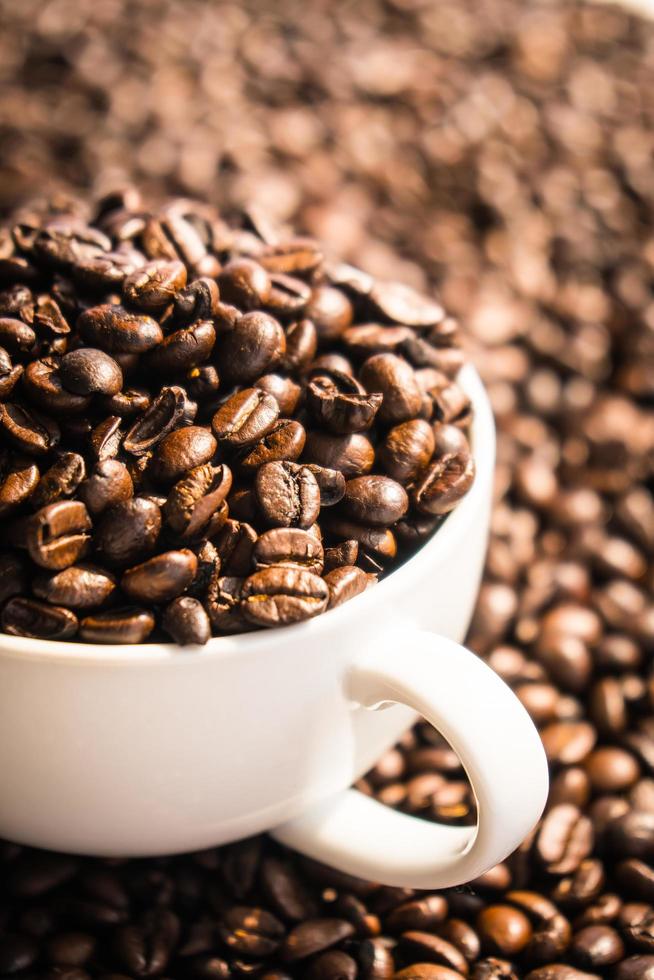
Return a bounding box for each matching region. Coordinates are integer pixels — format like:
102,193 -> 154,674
0,365 -> 548,888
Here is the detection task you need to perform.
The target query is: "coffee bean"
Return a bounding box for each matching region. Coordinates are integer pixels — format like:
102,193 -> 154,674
524,969 -> 600,980
306,464 -> 347,506
212,388 -> 280,447
23,358 -> 91,415
0,552 -> 26,604
400,933 -> 469,974
324,517 -> 398,563
536,806 -> 594,875
360,354 -> 422,425
379,420 -> 436,484
584,748 -> 640,793
367,282 -> 444,329
95,496 -> 161,566
343,476 -> 408,526
79,607 -> 155,644
413,452 -> 476,516
217,311 -> 286,383
1,596 -> 78,639
570,925 -> 623,967
60,348 -> 123,396
113,908 -> 180,976
145,320 -> 215,375
78,459 -> 133,515
305,949 -> 358,980
306,375 -> 382,435
0,401 -> 61,455
218,258 -> 271,309
164,463 -> 232,537
343,324 -> 415,359
123,259 -> 187,312
281,919 -> 355,962
236,419 -> 306,472
253,528 -> 324,574
31,453 -> 86,510
608,812 -> 654,859
291,284 -> 349,340
471,959 -> 518,980
260,857 -> 318,923
541,723 -> 597,766
33,563 -> 116,609
326,565 -> 375,608
614,957 -> 654,980
241,566 -> 329,626
121,549 -> 198,603
254,373 -> 302,416
123,386 -> 196,455
476,906 -> 532,956
174,277 -> 220,325
0,315 -> 36,353
393,965 -> 465,979
89,415 -> 123,461
386,898 -> 448,934
45,932 -> 96,967
255,461 -> 320,528
78,304 -> 163,352
304,431 -> 375,477
149,426 -> 216,484
25,500 -> 92,570
0,455 -> 39,514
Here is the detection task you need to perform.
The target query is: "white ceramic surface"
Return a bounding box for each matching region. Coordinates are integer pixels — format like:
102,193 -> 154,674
0,365 -> 549,888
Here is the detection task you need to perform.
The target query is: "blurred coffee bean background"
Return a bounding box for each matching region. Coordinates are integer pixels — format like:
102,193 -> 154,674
1,0 -> 654,978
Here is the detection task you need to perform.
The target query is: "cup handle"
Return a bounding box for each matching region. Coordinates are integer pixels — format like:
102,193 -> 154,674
272,630 -> 548,889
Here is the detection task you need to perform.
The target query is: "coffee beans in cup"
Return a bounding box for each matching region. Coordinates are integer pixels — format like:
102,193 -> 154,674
0,196 -> 475,644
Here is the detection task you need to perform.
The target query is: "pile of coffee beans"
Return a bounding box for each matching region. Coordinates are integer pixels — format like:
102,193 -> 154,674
0,195 -> 474,645
0,0 -> 653,977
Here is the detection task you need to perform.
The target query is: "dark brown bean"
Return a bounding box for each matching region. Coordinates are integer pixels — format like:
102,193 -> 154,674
0,456 -> 39,514
536,805 -> 594,875
95,496 -> 161,566
236,419 -> 306,472
216,311 -> 286,383
343,475 -> 409,526
413,452 -> 475,516
149,426 -> 216,484
360,354 -> 422,425
79,607 -> 155,644
162,596 -> 211,645
0,401 -> 60,455
1,597 -> 78,640
60,348 -> 123,396
123,386 -> 196,455
78,304 -> 163,353
25,500 -> 92,570
379,420 -> 436,483
218,258 -> 271,309
31,453 -> 86,510
121,549 -> 198,603
241,566 -> 329,626
367,281 -> 444,328
253,528 -> 324,574
476,906 -> 532,956
145,320 -> 215,374
78,459 -> 133,515
281,919 -> 355,962
303,430 -> 375,477
164,463 -> 232,537
212,388 -> 280,447
326,564 -> 375,608
123,259 -> 187,311
33,564 -> 116,609
255,461 -> 320,528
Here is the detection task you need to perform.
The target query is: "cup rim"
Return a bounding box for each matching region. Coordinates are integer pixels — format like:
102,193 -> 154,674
0,364 -> 495,665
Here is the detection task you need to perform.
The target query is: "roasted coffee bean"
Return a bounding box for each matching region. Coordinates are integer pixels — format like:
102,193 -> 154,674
212,388 -> 280,447
145,320 -> 215,374
570,925 -> 623,967
304,431 -> 375,477
0,552 -> 26,604
164,463 -> 232,537
121,549 -> 198,603
162,596 -> 211,645
123,386 -> 196,455
306,375 -> 382,435
45,931 -> 96,967
342,323 -> 415,359
254,374 -> 302,416
536,806 -> 594,875
264,273 -> 312,315
149,426 -> 217,484
174,277 -> 220,324
1,596 -> 78,639
400,933 -> 469,974
0,316 -> 36,353
95,496 -> 161,566
236,419 -> 306,472
23,358 -> 91,415
471,959 -> 518,980
306,464 -> 347,506
60,349 -> 123,396
241,566 -> 329,626
33,564 -> 116,609
614,957 -> 654,980
324,517 -> 397,562
25,500 -> 92,570
123,259 -> 187,311
367,281 -> 444,329
214,519 -> 258,576
281,918 -> 355,962
206,573 -> 247,632
304,286 -> 353,342
253,528 -> 324,574
476,906 -> 532,957
343,475 -> 409,526
386,897 -> 448,933
89,415 -> 123,461
0,455 -> 39,514
379,420 -> 436,484
393,966 -> 465,979
78,304 -> 163,352
0,401 -> 60,454
413,452 -> 476,516
79,459 -> 133,515
218,258 -> 271,309
283,319 -> 318,372
216,312 -> 286,383
79,607 -> 155,644
112,908 -> 180,976
260,857 -> 318,922
31,453 -> 85,510
255,461 -> 320,528
524,969 -> 599,980
99,387 -> 151,418
360,354 -> 422,425
325,565 -> 375,608
0,345 -> 22,399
